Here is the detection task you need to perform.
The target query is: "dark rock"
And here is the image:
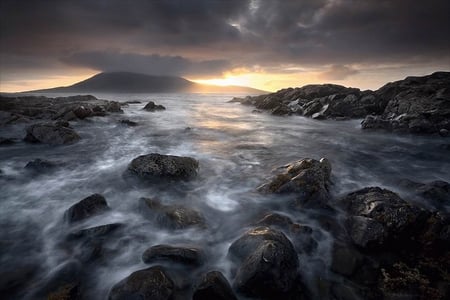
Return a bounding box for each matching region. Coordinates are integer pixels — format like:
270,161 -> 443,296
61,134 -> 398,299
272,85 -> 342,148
254,212 -> 294,229
127,153 -> 199,180
24,123 -> 80,145
439,128 -> 449,137
105,101 -> 123,113
257,158 -> 332,209
271,105 -> 292,116
108,266 -> 175,300
193,271 -> 237,300
125,100 -> 142,104
330,242 -> 364,276
140,198 -> 206,230
0,264 -> 38,299
399,179 -> 450,207
24,158 -> 62,173
346,216 -> 386,249
30,260 -> 82,300
119,119 -> 138,126
142,244 -> 205,266
228,227 -> 300,298
340,187 -> 426,242
0,137 -> 16,146
68,223 -> 123,240
73,105 -> 93,119
64,194 -> 110,224
143,101 -> 166,112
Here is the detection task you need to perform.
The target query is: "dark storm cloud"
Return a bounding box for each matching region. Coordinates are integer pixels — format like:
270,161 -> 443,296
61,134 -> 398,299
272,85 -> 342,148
62,51 -> 231,76
1,0 -> 449,76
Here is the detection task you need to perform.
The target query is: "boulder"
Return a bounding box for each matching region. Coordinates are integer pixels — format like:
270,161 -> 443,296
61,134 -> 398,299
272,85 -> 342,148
127,153 -> 199,180
346,216 -> 386,249
140,198 -> 206,230
193,271 -> 237,300
340,187 -> 426,244
229,227 -> 300,298
143,101 -> 166,112
142,244 -> 205,267
108,266 -> 175,300
257,158 -> 332,208
64,194 -> 110,224
24,123 -> 80,145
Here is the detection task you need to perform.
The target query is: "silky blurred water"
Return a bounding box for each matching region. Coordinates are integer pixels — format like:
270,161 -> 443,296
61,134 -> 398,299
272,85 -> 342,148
0,93 -> 449,298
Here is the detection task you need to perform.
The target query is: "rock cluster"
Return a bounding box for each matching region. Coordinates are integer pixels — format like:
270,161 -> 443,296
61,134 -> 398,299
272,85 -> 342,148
231,72 -> 450,135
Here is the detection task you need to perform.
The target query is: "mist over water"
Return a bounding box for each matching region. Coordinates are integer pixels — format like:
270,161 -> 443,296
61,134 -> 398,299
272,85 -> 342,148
1,93 -> 449,299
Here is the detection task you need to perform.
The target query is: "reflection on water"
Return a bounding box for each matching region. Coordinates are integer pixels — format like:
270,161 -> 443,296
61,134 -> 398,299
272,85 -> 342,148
0,93 -> 449,299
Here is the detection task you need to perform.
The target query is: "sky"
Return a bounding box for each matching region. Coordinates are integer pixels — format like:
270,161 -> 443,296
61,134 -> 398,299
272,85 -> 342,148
1,0 -> 449,92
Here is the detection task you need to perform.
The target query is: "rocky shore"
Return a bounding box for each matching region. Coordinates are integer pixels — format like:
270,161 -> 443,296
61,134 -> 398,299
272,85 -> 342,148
0,91 -> 448,299
230,72 -> 450,135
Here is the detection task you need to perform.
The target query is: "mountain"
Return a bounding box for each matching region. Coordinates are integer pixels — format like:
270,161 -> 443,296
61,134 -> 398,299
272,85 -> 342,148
27,72 -> 265,94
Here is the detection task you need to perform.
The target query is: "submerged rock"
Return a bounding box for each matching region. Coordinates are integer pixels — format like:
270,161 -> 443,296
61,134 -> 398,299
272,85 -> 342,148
108,266 -> 175,300
142,244 -> 205,266
119,119 -> 138,126
64,194 -> 110,224
24,123 -> 80,145
140,197 -> 206,230
24,158 -> 62,174
0,137 -> 16,146
229,227 -> 300,298
143,101 -> 166,112
193,271 -> 237,300
257,157 -> 332,208
127,153 -> 199,180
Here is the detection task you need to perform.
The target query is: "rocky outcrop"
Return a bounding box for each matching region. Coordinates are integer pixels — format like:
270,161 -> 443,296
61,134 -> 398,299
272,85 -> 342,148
64,194 -> 110,224
143,101 -> 166,112
193,271 -> 237,300
108,266 -> 175,300
127,153 -> 199,181
231,72 -> 450,135
142,244 -> 205,266
257,157 -> 332,209
24,123 -> 81,145
0,95 -> 123,125
228,227 -> 300,298
140,197 -> 206,230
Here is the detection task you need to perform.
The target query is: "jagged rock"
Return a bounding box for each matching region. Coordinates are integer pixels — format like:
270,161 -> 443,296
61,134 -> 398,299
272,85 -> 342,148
24,123 -> 81,145
140,198 -> 206,230
108,266 -> 174,300
340,187 -> 427,244
127,153 -> 199,180
142,244 -> 205,266
346,216 -> 386,249
64,194 -> 110,224
257,158 -> 332,208
229,227 -> 300,298
193,271 -> 237,300
143,101 -> 166,112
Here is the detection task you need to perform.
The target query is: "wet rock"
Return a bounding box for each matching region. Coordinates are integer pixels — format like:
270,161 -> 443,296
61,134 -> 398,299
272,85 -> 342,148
331,242 -> 364,276
439,128 -> 449,137
143,101 -> 166,112
257,157 -> 332,209
108,266 -> 175,300
24,158 -> 62,173
0,264 -> 38,299
142,244 -> 205,266
119,119 -> 138,126
29,260 -> 82,300
127,153 -> 199,180
229,227 -> 300,298
254,212 -> 294,229
24,123 -> 80,145
0,137 -> 16,146
271,105 -> 292,116
124,100 -> 142,104
340,187 -> 426,243
64,194 -> 110,224
399,179 -> 450,207
68,223 -> 123,240
346,216 -> 386,249
73,105 -> 93,119
193,271 -> 237,300
140,198 -> 206,230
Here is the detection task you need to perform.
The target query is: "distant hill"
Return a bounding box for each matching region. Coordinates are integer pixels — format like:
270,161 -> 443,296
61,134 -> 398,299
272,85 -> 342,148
27,72 -> 265,94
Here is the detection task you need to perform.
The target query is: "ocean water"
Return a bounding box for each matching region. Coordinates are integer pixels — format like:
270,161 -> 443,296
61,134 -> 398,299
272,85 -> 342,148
0,93 -> 449,299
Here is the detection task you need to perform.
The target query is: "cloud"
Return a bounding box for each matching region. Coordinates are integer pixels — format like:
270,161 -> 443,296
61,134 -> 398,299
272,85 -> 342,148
318,65 -> 359,80
1,0 -> 449,79
62,51 -> 231,76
